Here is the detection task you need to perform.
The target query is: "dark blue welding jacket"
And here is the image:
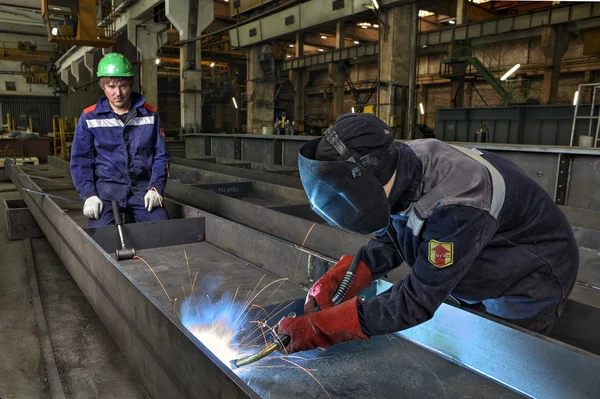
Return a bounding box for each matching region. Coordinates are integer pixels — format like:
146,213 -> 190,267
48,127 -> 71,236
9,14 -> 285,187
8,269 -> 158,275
358,140 -> 579,335
70,92 -> 169,206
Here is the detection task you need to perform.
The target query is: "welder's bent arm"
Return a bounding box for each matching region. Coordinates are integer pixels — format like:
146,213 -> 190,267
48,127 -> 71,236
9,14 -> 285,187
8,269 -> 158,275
358,206 -> 497,337
147,112 -> 169,196
362,224 -> 404,279
70,114 -> 97,200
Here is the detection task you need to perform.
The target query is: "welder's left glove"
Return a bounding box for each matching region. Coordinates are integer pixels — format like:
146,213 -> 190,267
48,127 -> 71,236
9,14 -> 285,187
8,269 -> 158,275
305,254 -> 372,314
144,189 -> 163,212
277,297 -> 369,354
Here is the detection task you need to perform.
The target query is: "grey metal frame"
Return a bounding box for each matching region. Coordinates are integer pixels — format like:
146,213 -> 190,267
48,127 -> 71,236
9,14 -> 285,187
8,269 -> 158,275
170,157 -> 303,189
9,159 -> 600,398
6,160 -> 258,399
47,156 -> 368,261
419,2 -> 600,47
183,134 -> 600,211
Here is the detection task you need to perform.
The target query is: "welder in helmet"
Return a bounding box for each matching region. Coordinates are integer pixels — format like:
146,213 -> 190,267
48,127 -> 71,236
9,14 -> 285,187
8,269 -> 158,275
277,113 -> 579,353
70,53 -> 169,226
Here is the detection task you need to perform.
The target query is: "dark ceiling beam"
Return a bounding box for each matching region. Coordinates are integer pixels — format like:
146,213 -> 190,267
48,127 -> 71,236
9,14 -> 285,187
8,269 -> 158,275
0,29 -> 47,37
0,2 -> 39,10
421,0 -> 497,21
419,18 -> 443,31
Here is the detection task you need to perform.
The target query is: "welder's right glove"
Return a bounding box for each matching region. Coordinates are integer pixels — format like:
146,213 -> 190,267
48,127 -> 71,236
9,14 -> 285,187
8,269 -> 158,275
277,297 -> 369,354
83,195 -> 103,219
305,254 -> 372,314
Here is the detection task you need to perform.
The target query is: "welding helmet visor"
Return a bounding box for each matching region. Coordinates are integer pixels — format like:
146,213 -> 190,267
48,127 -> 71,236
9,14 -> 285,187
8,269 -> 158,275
298,132 -> 391,235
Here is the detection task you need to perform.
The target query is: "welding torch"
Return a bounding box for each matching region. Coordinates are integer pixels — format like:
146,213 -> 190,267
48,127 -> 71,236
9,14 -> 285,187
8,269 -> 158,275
230,246 -> 364,369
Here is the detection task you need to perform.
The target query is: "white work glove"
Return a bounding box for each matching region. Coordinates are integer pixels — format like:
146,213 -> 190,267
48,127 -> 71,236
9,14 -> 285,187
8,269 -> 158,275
83,196 -> 103,219
144,190 -> 163,212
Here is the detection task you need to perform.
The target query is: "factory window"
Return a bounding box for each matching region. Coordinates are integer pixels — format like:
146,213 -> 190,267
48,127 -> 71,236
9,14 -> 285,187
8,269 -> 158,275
5,82 -> 16,91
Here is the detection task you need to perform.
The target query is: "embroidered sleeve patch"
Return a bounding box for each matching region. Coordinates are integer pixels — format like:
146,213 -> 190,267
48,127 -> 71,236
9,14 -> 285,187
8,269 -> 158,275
428,240 -> 454,268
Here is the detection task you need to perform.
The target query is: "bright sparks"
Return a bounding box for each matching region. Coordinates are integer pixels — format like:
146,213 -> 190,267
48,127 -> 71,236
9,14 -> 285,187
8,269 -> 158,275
189,324 -> 240,366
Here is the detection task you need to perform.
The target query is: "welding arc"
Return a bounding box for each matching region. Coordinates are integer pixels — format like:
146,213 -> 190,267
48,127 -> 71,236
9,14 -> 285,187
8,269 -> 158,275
230,246 -> 364,369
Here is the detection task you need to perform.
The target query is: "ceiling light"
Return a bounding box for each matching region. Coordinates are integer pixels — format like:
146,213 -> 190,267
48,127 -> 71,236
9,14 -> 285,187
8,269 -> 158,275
321,35 -> 327,39
373,24 -> 379,28
419,103 -> 425,115
422,44 -> 428,48
318,49 -> 324,52
51,27 -> 58,36
352,106 -> 355,113
573,91 -> 579,106
361,25 -> 367,29
155,58 -> 161,65
371,0 -> 379,10
232,97 -> 238,109
448,20 -> 456,24
286,55 -> 292,58
358,22 -> 371,28
354,40 -> 360,44
289,44 -> 294,48
418,10 -> 434,18
500,64 -> 520,81
210,62 -> 215,67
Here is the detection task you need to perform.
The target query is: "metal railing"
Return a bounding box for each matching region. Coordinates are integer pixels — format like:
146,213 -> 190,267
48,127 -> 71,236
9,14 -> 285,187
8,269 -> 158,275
570,83 -> 600,147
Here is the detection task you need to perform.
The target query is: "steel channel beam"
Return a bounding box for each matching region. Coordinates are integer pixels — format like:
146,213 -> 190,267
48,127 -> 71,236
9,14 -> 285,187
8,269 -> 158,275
169,163 -> 308,205
4,161 -> 518,397
48,156 -> 368,260
181,135 -> 600,212
171,156 -> 303,189
12,160 -> 600,398
45,156 -> 600,356
6,160 -> 258,399
124,201 -> 600,398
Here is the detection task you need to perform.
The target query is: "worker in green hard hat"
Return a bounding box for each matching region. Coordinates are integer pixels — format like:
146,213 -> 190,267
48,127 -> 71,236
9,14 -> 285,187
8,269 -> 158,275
70,53 -> 170,227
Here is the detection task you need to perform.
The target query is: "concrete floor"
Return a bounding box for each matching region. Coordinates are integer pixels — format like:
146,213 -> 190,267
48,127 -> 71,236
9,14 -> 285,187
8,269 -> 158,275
0,186 -> 148,399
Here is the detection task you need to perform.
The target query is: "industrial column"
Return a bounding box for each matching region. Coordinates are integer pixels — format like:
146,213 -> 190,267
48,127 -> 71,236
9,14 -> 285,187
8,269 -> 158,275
450,0 -> 469,109
290,32 -> 307,132
247,44 -> 276,134
330,22 -> 346,121
127,21 -> 167,106
540,24 -> 569,105
166,0 -> 214,133
378,4 -> 418,138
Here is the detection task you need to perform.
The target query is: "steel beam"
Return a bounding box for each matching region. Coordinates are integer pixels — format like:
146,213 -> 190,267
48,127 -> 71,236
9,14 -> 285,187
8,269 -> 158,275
420,3 -> 600,47
282,42 -> 378,71
172,157 -> 303,189
10,159 -> 600,398
48,156 -> 368,260
5,160 -> 257,399
43,156 -> 600,356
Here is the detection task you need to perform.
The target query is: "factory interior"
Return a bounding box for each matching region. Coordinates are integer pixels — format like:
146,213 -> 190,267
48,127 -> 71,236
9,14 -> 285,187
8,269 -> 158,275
1,0 -> 600,398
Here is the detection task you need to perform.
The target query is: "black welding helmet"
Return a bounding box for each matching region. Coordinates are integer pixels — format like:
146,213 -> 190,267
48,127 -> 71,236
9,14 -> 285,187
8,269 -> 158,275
298,126 -> 394,235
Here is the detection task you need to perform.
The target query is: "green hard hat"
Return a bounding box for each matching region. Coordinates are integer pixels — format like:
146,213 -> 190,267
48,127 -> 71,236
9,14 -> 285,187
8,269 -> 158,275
97,53 -> 134,77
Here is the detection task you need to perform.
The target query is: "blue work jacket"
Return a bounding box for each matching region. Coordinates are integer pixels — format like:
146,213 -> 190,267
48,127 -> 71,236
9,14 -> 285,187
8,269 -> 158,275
70,92 -> 169,205
358,140 -> 579,335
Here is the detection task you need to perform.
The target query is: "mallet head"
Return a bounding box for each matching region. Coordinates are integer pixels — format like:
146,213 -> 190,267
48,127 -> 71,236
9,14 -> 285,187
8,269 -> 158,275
116,247 -> 136,260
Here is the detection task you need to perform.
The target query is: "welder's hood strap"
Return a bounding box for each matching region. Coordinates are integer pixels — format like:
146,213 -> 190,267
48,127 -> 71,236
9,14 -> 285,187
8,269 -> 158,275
324,127 -> 396,169
298,136 -> 391,235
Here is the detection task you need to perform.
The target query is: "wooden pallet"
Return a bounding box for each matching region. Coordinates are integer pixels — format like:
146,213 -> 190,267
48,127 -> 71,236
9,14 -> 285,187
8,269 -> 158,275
0,157 -> 39,168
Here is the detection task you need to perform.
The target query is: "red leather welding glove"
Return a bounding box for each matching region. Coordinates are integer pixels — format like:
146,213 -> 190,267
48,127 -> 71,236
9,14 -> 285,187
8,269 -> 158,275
305,254 -> 372,314
277,297 -> 369,354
